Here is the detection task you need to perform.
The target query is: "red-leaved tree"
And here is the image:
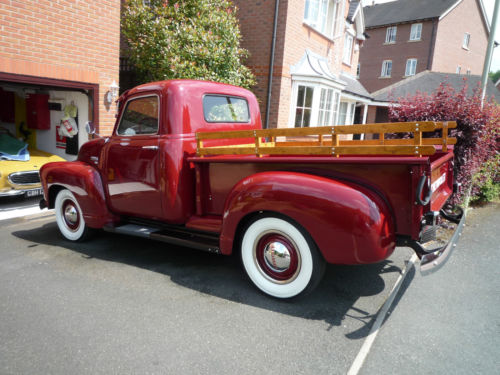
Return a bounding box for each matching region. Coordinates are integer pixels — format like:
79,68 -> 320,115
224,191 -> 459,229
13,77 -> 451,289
388,79 -> 499,204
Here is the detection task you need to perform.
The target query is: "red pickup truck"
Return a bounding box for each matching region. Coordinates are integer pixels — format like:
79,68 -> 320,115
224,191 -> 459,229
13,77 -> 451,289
39,80 -> 465,299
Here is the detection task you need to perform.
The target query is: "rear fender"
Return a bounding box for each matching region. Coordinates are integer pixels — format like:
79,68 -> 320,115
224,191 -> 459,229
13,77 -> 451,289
220,171 -> 396,265
40,161 -> 119,228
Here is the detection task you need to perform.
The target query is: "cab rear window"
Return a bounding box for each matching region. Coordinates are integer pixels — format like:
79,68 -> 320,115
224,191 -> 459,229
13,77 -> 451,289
203,95 -> 250,123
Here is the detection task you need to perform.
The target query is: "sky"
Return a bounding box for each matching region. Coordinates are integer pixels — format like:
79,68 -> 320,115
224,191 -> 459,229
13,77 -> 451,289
361,0 -> 500,72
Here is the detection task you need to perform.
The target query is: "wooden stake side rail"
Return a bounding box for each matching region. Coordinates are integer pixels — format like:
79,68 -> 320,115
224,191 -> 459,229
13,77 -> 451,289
196,121 -> 457,157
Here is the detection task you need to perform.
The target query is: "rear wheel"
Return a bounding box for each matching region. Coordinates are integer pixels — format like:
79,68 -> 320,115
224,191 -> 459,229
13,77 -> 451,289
55,189 -> 91,241
241,216 -> 325,299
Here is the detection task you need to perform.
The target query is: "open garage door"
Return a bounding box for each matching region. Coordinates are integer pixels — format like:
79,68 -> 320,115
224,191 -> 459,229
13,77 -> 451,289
0,73 -> 98,198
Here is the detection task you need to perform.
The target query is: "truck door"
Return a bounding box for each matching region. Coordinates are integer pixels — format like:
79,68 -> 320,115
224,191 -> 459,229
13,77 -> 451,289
104,94 -> 163,219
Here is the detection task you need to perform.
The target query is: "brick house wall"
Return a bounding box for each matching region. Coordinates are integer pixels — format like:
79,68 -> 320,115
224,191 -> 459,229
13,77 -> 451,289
359,0 -> 489,94
235,0 -> 362,129
359,20 -> 435,93
278,0 -> 360,128
432,0 -> 488,75
0,0 -> 121,135
234,0 -> 282,128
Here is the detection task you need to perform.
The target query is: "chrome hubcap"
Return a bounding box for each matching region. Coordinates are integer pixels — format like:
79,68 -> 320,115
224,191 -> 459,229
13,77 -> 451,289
64,205 -> 78,225
254,232 -> 301,284
263,241 -> 291,273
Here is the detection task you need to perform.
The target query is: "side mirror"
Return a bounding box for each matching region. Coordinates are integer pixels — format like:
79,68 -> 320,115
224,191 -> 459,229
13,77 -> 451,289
85,121 -> 95,135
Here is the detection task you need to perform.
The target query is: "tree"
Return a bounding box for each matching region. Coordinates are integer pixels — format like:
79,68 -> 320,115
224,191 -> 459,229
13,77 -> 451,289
121,0 -> 255,88
388,79 -> 499,204
489,69 -> 500,84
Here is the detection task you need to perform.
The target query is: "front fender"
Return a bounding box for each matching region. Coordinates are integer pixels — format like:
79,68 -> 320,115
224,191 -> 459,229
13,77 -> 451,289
40,161 -> 119,228
220,171 -> 396,265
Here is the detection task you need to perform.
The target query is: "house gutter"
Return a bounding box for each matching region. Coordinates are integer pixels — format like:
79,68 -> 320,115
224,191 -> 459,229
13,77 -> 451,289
264,0 -> 280,129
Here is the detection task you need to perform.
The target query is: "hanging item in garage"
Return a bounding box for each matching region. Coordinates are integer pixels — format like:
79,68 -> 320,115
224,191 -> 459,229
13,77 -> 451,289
55,123 -> 66,149
26,93 -> 50,130
64,101 -> 78,118
58,116 -> 78,138
63,102 -> 79,155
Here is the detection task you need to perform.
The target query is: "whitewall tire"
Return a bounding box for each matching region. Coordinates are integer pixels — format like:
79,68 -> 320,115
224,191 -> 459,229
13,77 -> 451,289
55,189 -> 90,242
241,216 -> 325,299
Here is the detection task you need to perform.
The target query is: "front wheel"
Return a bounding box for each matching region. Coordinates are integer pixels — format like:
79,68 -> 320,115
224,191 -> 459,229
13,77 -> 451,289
55,189 -> 91,241
241,216 -> 325,299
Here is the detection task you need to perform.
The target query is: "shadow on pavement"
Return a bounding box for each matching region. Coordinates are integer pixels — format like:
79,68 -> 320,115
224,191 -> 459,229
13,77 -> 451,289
13,220 -> 410,338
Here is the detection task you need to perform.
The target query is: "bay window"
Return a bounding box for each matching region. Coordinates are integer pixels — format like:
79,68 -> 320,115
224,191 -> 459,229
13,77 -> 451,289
292,83 -> 341,128
337,101 -> 356,126
294,85 -> 314,127
318,88 -> 337,126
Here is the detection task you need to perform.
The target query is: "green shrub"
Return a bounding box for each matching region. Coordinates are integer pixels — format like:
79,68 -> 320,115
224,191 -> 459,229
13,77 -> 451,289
388,79 -> 500,204
471,154 -> 500,203
122,0 -> 255,88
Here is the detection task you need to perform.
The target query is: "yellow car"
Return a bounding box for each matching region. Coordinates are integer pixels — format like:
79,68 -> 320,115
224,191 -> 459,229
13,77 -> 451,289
0,148 -> 65,198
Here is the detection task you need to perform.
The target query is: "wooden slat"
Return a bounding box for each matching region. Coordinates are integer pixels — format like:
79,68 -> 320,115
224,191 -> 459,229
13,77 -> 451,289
199,145 -> 437,156
196,121 -> 457,157
274,138 -> 456,147
442,121 -> 448,152
435,121 -> 457,129
198,147 -> 259,156
196,121 -> 438,140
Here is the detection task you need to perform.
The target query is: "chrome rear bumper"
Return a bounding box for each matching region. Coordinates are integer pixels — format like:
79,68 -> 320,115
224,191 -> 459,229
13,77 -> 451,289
397,206 -> 466,275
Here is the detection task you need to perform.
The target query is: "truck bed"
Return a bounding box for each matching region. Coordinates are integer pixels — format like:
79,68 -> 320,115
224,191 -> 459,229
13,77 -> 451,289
190,152 -> 454,241
192,121 -> 456,240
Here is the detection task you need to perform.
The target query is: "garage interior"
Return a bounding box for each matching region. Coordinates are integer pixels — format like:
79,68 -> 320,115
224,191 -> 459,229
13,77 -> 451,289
0,79 -> 97,161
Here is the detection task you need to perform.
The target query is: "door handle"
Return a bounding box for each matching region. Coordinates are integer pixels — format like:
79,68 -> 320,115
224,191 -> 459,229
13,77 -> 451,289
142,146 -> 159,150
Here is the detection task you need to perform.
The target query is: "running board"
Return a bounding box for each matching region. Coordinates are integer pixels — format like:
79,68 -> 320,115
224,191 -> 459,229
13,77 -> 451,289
103,224 -> 221,254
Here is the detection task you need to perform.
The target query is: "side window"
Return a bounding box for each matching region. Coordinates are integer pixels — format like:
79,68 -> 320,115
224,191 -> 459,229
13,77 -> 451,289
410,23 -> 422,41
117,96 -> 159,135
462,33 -> 470,49
203,95 -> 250,123
381,60 -> 392,77
385,26 -> 397,43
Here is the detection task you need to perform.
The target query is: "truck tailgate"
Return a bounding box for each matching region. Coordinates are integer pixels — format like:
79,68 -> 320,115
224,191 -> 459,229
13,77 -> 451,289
429,152 -> 454,211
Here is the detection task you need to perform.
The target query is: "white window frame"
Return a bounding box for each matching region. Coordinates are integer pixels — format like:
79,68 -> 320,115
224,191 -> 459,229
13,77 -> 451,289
304,0 -> 344,39
294,85 -> 315,128
410,23 -> 422,41
381,60 -> 392,77
343,33 -> 354,65
385,26 -> 397,44
337,100 -> 356,126
405,58 -> 417,77
318,88 -> 338,126
289,81 -> 342,128
463,32 -> 470,49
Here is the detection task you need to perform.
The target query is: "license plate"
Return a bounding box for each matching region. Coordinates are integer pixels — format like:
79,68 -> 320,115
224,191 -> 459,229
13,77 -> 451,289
26,188 -> 43,197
